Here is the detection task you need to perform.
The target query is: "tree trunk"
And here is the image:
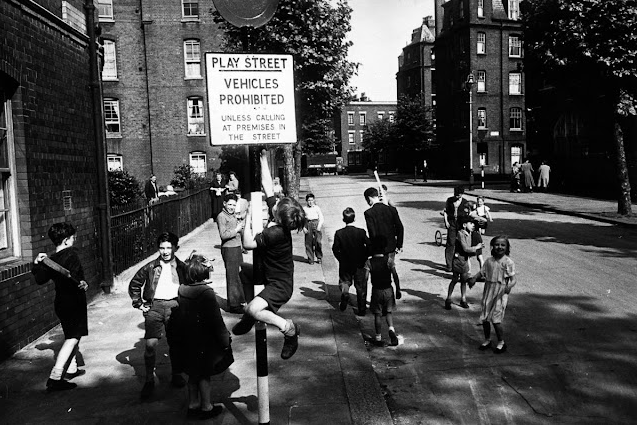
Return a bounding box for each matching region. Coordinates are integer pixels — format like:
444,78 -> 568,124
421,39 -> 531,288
283,144 -> 299,200
614,120 -> 633,215
294,144 -> 302,199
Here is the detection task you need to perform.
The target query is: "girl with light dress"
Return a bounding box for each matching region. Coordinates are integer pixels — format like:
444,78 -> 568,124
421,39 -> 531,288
469,236 -> 516,354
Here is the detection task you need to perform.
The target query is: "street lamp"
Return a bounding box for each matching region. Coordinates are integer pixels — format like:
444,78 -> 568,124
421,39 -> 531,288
465,72 -> 475,190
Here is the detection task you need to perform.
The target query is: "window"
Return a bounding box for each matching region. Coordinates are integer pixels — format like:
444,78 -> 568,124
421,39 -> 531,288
187,97 -> 205,135
359,113 -> 366,126
104,98 -> 121,137
107,155 -> 122,171
97,0 -> 113,20
359,130 -> 364,143
508,0 -> 520,20
478,0 -> 484,17
184,40 -> 201,78
509,36 -> 522,57
182,0 -> 199,19
0,94 -> 16,257
510,107 -> 522,130
348,131 -> 355,144
477,108 -> 487,129
347,112 -> 354,126
377,112 -> 384,120
511,144 -> 523,167
102,40 -> 117,80
477,32 -> 486,54
477,70 -> 486,92
389,112 -> 395,123
190,152 -> 206,175
478,143 -> 488,166
509,72 -> 522,94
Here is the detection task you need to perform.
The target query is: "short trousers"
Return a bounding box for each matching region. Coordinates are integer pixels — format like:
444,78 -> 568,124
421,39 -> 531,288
370,287 -> 395,316
452,255 -> 471,276
471,231 -> 483,256
144,299 -> 179,340
256,279 -> 293,314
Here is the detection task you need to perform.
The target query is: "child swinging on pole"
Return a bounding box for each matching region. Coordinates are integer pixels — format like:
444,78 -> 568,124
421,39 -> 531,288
231,149 -> 307,360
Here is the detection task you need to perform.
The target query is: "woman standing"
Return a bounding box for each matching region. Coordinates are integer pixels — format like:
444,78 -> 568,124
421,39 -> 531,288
209,171 -> 226,221
520,160 -> 535,192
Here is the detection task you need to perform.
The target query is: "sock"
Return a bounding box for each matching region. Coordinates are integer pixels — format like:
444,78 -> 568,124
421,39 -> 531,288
67,356 -> 78,374
388,327 -> 395,333
144,354 -> 156,382
496,340 -> 505,349
375,334 -> 382,341
282,319 -> 296,337
49,367 -> 64,381
481,340 -> 491,346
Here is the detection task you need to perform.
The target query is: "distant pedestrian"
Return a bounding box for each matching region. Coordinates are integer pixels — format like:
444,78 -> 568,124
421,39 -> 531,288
232,149 -> 306,360
369,253 -> 401,347
273,177 -> 284,199
422,159 -> 428,182
217,193 -> 246,314
225,171 -> 239,195
333,207 -> 370,315
537,161 -> 551,192
144,174 -> 160,204
444,216 -> 483,310
521,160 -> 535,192
510,162 -> 521,192
128,231 -> 188,400
32,222 -> 89,392
443,186 -> 471,272
303,193 -> 324,264
468,236 -> 517,354
179,253 -> 231,420
209,171 -> 227,220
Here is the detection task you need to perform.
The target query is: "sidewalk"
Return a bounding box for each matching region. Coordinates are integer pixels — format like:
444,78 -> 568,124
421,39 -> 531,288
395,176 -> 637,228
0,219 -> 392,425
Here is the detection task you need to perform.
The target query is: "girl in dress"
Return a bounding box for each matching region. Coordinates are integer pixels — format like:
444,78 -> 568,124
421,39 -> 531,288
469,236 -> 516,354
474,196 -> 493,235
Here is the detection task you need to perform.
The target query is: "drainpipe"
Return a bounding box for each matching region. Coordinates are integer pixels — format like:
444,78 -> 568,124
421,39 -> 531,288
140,0 -> 154,174
84,0 -> 114,293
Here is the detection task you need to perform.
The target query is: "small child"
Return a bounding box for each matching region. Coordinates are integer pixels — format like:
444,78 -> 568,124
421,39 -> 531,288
369,253 -> 401,347
179,253 -> 231,420
474,196 -> 493,235
444,216 -> 483,310
332,207 -> 370,315
232,149 -> 307,360
303,193 -> 324,264
469,236 -> 516,354
32,222 -> 89,391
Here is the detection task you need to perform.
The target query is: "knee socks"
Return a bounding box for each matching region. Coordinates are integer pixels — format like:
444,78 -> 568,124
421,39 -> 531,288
144,353 -> 156,382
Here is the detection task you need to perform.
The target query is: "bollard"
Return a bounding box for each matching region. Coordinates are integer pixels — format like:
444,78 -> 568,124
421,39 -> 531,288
481,166 -> 485,189
255,321 -> 269,424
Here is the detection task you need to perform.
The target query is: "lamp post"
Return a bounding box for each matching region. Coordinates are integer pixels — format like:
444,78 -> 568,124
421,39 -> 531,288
466,72 -> 475,189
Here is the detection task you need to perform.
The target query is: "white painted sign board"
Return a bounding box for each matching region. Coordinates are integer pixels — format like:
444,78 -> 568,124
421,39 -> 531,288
205,52 -> 297,145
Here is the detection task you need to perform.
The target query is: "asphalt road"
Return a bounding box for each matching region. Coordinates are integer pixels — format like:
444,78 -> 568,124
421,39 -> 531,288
307,174 -> 636,425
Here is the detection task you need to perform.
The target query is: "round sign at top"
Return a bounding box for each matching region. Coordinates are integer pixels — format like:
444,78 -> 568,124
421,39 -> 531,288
213,0 -> 279,28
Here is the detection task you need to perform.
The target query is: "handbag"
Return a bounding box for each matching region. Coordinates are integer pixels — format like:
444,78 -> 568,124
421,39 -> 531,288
212,345 -> 234,374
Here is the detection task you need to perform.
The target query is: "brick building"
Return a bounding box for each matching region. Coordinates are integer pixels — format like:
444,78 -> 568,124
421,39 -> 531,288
434,0 -> 526,179
396,16 -> 436,108
99,0 -> 225,186
1,0 -> 107,359
336,97 -> 397,173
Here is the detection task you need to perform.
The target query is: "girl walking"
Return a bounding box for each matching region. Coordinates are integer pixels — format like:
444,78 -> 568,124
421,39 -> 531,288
469,236 -> 517,353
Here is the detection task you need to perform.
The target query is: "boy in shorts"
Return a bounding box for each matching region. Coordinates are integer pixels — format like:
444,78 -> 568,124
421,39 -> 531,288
369,253 -> 401,347
33,222 -> 90,391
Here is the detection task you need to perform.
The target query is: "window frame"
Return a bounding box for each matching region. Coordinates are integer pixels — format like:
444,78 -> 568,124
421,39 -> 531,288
509,72 -> 522,95
477,32 -> 486,55
477,108 -> 487,129
102,39 -> 118,80
509,35 -> 522,58
508,0 -> 520,20
0,95 -> 20,259
97,0 -> 114,21
107,154 -> 123,171
359,112 -> 366,126
477,70 -> 486,92
348,131 -> 355,144
103,98 -> 121,138
189,152 -> 207,175
184,39 -> 202,79
478,0 -> 484,17
509,107 -> 523,130
182,0 -> 199,19
347,112 -> 354,126
187,97 -> 206,136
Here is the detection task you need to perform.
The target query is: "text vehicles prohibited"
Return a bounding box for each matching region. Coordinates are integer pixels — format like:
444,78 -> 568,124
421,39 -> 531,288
206,52 -> 297,146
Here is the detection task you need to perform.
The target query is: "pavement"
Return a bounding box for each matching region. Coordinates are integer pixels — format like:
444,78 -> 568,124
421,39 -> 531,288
0,177 -> 634,425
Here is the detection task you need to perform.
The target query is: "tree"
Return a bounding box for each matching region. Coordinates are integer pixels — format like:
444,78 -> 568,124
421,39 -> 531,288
522,0 -> 636,215
108,169 -> 141,206
393,94 -> 436,154
213,0 -> 357,198
362,117 -> 394,162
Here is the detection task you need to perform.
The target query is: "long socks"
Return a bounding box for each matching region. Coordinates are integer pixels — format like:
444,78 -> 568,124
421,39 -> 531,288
144,353 -> 156,382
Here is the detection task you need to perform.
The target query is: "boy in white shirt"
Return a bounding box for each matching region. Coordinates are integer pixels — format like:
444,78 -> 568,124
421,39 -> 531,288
303,193 -> 324,264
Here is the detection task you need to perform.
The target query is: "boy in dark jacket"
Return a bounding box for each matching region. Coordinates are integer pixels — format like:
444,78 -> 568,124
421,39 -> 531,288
332,207 -> 370,315
128,231 -> 188,399
32,222 -> 89,392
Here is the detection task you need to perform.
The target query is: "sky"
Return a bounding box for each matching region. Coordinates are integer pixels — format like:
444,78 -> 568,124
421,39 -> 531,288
346,0 -> 435,102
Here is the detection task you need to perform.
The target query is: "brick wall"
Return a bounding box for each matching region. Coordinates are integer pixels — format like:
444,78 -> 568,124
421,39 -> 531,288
0,0 -> 103,360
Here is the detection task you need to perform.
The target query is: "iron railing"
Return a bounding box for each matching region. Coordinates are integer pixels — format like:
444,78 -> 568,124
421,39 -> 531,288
110,188 -> 211,275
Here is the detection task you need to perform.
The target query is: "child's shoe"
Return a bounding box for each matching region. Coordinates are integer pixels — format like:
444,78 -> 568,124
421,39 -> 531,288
444,300 -> 452,310
339,294 -> 348,311
46,378 -> 77,392
232,314 -> 256,335
460,300 -> 470,309
478,341 -> 492,351
65,369 -> 86,379
494,342 -> 507,354
389,330 -> 399,346
281,322 -> 300,360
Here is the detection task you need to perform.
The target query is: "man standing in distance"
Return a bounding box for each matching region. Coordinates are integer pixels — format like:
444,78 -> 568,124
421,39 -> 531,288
217,193 -> 246,313
443,186 -> 470,272
129,232 -> 188,400
363,187 -> 404,289
144,175 -> 160,204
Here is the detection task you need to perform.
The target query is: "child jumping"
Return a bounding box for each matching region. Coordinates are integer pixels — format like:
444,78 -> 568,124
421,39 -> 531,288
369,253 -> 401,347
32,222 -> 89,391
469,236 -> 516,353
444,216 -> 483,310
474,196 -> 493,235
232,149 -> 306,360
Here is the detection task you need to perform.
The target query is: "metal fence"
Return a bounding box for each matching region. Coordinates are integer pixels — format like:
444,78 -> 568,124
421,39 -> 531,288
110,188 -> 211,275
